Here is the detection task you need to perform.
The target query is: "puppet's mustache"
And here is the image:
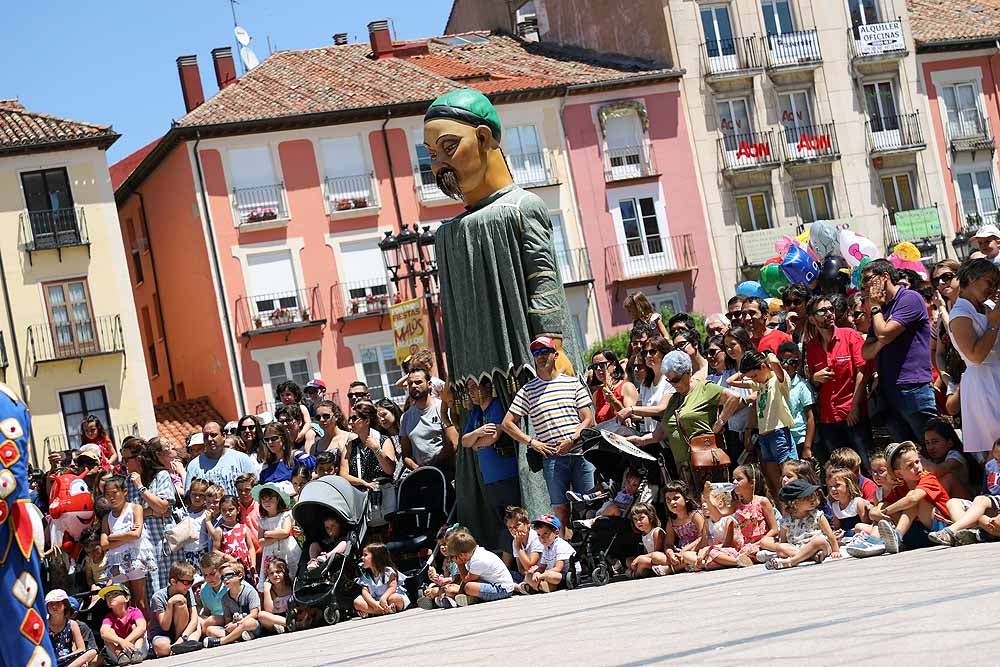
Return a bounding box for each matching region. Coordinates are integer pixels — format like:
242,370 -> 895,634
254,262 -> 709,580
436,168 -> 463,200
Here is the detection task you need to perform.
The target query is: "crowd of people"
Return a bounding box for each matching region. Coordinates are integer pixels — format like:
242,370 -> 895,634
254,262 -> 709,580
28,240 -> 1000,664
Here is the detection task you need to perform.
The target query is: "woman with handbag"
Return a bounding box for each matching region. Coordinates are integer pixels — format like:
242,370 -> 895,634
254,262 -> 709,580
629,351 -> 746,491
462,376 -> 521,554
341,402 -> 397,526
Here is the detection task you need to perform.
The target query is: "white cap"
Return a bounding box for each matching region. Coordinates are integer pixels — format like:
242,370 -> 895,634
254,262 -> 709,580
973,224 -> 1000,240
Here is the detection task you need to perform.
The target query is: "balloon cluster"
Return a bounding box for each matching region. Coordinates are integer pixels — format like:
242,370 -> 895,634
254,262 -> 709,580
739,220 -> 886,298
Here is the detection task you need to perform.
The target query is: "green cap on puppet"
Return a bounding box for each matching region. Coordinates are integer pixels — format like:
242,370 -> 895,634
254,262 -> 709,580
424,88 -> 502,141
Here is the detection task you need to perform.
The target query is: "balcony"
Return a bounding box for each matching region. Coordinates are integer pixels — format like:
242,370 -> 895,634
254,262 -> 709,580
235,286 -> 326,337
42,422 -> 139,457
556,248 -> 593,286
848,20 -> 908,73
604,234 -> 697,283
948,114 -> 995,158
780,122 -> 841,167
26,314 -> 125,376
701,36 -> 763,88
18,206 -> 90,263
508,151 -> 558,188
603,142 -> 657,183
232,183 -> 290,228
763,29 -> 822,82
324,173 -> 379,218
718,131 -> 781,176
331,279 -> 392,320
414,167 -> 454,205
867,112 -> 925,156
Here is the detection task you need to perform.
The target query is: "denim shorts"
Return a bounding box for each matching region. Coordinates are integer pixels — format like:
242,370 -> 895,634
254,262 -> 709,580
757,427 -> 796,464
475,581 -> 513,602
542,454 -> 596,506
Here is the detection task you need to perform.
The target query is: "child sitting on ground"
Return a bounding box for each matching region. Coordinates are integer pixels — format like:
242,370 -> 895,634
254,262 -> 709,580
203,561 -> 261,647
196,552 -> 229,634
98,584 -> 148,665
829,448 -> 878,502
869,450 -> 891,502
441,530 -> 516,607
506,506 -> 543,582
658,480 -> 706,574
782,459 -> 833,524
519,514 -> 576,593
985,438 -> 1000,496
81,525 -> 109,598
417,524 -> 462,608
827,468 -> 875,537
260,557 -> 292,634
731,464 -> 780,561
148,562 -> 201,657
46,589 -> 98,667
698,483 -> 753,569
306,513 -> 348,572
626,502 -> 668,577
766,480 -> 841,570
354,543 -> 409,616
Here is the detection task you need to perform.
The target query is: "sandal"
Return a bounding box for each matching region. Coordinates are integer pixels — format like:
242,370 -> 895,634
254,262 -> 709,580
765,557 -> 793,570
813,550 -> 827,565
736,554 -> 754,568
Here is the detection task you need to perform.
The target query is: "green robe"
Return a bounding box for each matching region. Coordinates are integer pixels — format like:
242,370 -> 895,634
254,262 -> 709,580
435,183 -> 578,548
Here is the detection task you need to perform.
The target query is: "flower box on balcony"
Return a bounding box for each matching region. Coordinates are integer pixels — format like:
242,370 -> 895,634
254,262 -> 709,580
246,208 -> 279,223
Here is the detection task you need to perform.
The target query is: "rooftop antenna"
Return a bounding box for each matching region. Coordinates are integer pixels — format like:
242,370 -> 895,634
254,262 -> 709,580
228,0 -> 260,73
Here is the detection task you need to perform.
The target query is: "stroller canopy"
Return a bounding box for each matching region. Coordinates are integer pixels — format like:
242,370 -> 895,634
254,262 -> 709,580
294,475 -> 368,528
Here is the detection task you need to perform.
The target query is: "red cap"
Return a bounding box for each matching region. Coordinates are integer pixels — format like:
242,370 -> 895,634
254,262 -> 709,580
305,379 -> 327,391
529,336 -> 556,353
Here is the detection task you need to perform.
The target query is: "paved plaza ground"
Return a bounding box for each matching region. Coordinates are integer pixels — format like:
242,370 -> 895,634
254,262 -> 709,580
162,542 -> 1000,666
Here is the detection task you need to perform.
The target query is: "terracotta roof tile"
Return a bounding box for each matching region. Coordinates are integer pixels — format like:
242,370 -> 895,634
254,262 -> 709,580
909,0 -> 1000,45
0,99 -> 118,152
154,396 -> 225,445
176,32 -> 676,128
110,136 -> 162,191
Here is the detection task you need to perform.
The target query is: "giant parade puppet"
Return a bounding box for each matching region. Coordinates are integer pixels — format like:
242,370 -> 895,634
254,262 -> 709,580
0,383 -> 56,667
425,89 -> 579,547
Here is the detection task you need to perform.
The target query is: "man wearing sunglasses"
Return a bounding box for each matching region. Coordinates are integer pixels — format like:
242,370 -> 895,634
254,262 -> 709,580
781,283 -> 810,342
346,381 -> 371,408
503,336 -> 595,533
741,296 -> 792,355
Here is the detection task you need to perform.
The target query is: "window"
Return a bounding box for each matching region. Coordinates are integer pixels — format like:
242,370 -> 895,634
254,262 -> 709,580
795,185 -> 832,223
881,174 -> 916,215
125,218 -> 144,284
848,0 -> 880,27
505,125 -> 547,185
604,111 -> 645,179
228,146 -> 284,222
245,250 -> 299,317
267,359 -> 311,391
778,91 -> 813,136
141,306 -> 158,377
60,386 -> 111,450
864,81 -> 899,130
618,197 -> 663,257
339,239 -> 389,308
152,294 -> 165,339
21,167 -> 79,247
645,290 -> 683,315
761,0 -> 794,35
44,279 -> 95,353
320,136 -> 373,208
516,1 -> 536,23
735,193 -> 772,232
718,98 -> 753,148
701,5 -> 736,60
412,131 -> 444,198
956,169 -> 997,218
549,213 -> 573,280
941,83 -> 986,139
360,345 -> 405,402
229,146 -> 278,190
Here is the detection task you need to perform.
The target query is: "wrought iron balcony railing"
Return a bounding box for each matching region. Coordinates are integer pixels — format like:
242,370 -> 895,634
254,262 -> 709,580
780,122 -> 841,164
232,183 -> 290,226
604,234 -> 697,282
555,247 -> 593,285
18,206 -> 89,255
718,130 -> 781,172
331,279 -> 393,320
324,173 -> 379,213
763,29 -> 822,69
867,112 -> 925,154
701,36 -> 763,77
26,314 -> 125,374
603,142 -> 657,182
235,286 -> 325,336
508,150 -> 557,187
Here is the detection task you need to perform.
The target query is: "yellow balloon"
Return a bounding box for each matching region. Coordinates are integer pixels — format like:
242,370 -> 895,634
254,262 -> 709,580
796,229 -> 810,244
893,241 -> 921,261
768,298 -> 784,313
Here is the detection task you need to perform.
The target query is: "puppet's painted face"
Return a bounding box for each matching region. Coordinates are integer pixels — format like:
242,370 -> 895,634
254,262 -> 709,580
423,118 -> 491,202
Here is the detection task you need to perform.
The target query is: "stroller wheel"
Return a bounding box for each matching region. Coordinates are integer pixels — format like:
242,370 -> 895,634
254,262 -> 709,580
564,568 -> 576,590
591,563 -> 611,587
286,612 -> 297,634
323,605 -> 342,626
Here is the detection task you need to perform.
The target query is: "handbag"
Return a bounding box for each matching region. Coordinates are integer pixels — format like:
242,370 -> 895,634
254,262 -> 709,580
164,483 -> 197,553
674,410 -> 731,471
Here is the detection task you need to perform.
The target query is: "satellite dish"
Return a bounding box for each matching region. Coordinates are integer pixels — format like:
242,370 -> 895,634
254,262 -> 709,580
234,26 -> 251,46
240,45 -> 260,70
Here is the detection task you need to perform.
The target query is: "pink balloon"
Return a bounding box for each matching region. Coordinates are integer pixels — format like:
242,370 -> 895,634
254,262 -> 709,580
774,236 -> 793,257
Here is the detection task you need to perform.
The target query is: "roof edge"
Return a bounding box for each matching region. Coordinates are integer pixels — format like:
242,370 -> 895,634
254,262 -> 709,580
0,132 -> 120,158
916,36 -> 1000,53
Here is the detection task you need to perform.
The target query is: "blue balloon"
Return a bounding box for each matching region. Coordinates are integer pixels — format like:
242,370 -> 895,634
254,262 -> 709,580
735,280 -> 769,300
780,244 -> 821,285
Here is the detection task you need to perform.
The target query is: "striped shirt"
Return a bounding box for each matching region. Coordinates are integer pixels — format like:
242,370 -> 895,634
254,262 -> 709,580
508,374 -> 592,454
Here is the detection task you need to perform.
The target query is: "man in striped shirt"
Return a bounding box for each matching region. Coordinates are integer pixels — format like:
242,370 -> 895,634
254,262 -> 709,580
503,336 -> 595,532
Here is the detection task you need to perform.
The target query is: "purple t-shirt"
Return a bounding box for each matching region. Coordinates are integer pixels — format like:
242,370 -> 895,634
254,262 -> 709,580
869,286 -> 932,385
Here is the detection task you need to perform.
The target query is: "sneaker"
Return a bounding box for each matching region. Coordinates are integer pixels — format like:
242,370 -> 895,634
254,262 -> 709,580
955,528 -> 982,546
513,582 -> 530,595
846,540 -> 886,558
416,596 -> 436,610
651,565 -> 671,576
610,560 -> 626,576
203,637 -> 220,649
878,520 -> 901,554
565,490 -> 608,503
573,519 -> 595,530
736,554 -> 754,568
438,596 -> 457,609
455,594 -> 477,607
240,630 -> 256,642
927,528 -> 956,547
755,549 -> 777,564
274,623 -> 286,634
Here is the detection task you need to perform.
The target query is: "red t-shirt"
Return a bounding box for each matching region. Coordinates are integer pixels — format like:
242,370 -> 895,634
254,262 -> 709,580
755,329 -> 793,355
884,471 -> 952,520
593,382 -> 625,423
859,476 -> 879,502
804,328 -> 866,423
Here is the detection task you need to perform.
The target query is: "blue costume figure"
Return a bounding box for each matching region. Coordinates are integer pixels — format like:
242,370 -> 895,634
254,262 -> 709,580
0,383 -> 55,667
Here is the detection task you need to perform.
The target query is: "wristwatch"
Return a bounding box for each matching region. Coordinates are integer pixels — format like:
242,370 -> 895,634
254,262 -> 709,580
870,307 -> 882,317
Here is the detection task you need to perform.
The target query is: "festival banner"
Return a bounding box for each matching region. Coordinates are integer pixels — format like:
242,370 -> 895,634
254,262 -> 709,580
390,297 -> 427,365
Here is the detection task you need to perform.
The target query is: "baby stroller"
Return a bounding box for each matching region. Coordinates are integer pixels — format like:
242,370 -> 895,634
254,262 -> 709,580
386,466 -> 451,602
566,424 -> 658,587
288,475 -> 369,629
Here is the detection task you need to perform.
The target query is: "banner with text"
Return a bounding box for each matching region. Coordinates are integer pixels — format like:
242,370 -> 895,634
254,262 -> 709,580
893,207 -> 942,242
856,22 -> 905,57
390,298 -> 427,365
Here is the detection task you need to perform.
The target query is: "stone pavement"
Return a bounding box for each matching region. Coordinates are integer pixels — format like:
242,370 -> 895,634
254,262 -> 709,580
160,543 -> 1000,666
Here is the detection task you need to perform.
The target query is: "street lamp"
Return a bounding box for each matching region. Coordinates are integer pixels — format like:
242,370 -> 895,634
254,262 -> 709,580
378,231 -> 399,277
951,230 -> 970,261
916,237 -> 938,266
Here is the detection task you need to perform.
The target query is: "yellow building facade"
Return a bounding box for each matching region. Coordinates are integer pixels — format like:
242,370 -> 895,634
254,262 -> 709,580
0,100 -> 155,465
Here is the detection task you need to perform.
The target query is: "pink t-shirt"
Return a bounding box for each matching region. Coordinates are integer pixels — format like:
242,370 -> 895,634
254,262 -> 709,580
102,606 -> 143,638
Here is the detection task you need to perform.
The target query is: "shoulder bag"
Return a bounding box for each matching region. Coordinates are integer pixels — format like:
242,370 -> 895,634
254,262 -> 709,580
673,406 -> 731,472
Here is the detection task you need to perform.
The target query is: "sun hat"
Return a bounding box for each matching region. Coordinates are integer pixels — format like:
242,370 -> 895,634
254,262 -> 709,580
778,479 -> 821,502
531,513 -> 561,532
45,589 -> 69,604
252,481 -> 292,508
98,584 -> 130,601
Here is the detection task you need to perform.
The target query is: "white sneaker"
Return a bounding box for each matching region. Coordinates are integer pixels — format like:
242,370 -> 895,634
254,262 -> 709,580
273,623 -> 286,634
240,630 -> 255,642
416,596 -> 436,610
438,596 -> 457,609
455,594 -> 477,607
651,565 -> 671,576
845,539 -> 886,558
755,549 -> 777,564
877,520 -> 901,554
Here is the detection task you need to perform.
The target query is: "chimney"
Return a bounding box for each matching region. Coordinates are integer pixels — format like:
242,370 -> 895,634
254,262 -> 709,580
333,32 -> 348,46
368,19 -> 393,59
176,55 -> 205,113
211,47 -> 237,89
517,18 -> 540,42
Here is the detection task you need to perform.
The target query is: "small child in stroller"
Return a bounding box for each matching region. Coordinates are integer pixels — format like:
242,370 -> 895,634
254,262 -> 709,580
575,468 -> 644,529
306,515 -> 347,573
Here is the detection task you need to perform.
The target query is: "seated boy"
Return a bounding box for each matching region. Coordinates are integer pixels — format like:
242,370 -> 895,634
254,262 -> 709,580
149,562 -> 202,657
520,514 -> 575,594
196,552 -> 228,635
98,584 -> 147,665
203,561 -> 261,647
829,448 -> 878,502
505,506 -> 542,582
441,529 -> 515,608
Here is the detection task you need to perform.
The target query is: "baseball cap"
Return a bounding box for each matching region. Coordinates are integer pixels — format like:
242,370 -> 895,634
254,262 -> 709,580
531,513 -> 561,532
305,379 -> 327,391
777,479 -> 821,502
529,336 -> 556,354
98,584 -> 130,601
45,589 -> 69,605
973,224 -> 1000,240
76,447 -> 100,465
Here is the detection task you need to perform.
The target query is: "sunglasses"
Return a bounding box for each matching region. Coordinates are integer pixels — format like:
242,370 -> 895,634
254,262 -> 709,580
531,347 -> 556,357
781,357 -> 800,366
347,392 -> 368,399
726,311 -> 742,320
706,348 -> 723,356
590,361 -> 608,370
673,342 -> 690,350
239,424 -> 255,431
811,307 -> 832,317
348,415 -> 364,422
783,299 -> 803,307
765,322 -> 780,329
223,428 -> 237,435
852,309 -> 866,319
932,272 -> 955,285
221,573 -> 238,582
643,349 -> 660,357
666,374 -> 686,384
263,436 -> 281,444
316,413 -> 333,421
176,578 -> 195,585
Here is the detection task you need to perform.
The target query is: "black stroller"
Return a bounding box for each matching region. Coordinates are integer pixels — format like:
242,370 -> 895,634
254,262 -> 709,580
288,475 -> 369,629
566,424 -> 659,587
386,466 -> 451,602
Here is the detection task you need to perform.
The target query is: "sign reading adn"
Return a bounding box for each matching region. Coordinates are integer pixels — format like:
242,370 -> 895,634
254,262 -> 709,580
894,207 -> 942,242
855,21 -> 905,57
389,298 -> 426,365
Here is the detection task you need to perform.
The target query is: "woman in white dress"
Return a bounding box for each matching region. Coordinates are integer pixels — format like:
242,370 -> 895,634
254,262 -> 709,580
948,259 -> 1000,453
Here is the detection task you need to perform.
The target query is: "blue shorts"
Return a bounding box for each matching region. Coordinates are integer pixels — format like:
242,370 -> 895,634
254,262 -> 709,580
758,428 -> 796,464
475,581 -> 513,602
542,454 -> 596,506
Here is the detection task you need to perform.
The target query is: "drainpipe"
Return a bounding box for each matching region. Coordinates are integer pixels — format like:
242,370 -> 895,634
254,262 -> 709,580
192,133 -> 247,416
135,190 -> 177,401
0,245 -> 33,463
380,113 -> 405,234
